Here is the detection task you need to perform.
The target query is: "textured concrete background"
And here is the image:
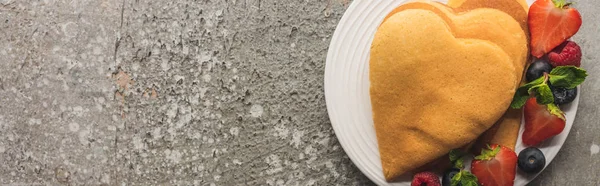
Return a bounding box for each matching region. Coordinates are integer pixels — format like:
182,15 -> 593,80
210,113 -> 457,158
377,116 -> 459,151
0,0 -> 597,185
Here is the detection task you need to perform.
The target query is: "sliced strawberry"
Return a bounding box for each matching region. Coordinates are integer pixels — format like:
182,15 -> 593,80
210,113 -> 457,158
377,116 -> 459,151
523,97 -> 566,146
529,0 -> 582,58
471,144 -> 518,186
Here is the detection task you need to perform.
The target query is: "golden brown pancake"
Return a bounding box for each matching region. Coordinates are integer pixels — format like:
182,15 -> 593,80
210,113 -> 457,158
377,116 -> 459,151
371,0 -> 529,180
447,0 -> 529,32
370,9 -> 518,181
446,0 -> 530,151
472,108 -> 523,152
382,1 -> 528,87
448,0 -> 528,12
378,1 -> 529,156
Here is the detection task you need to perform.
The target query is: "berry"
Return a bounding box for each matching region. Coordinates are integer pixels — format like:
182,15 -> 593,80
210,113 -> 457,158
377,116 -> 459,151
471,144 -> 518,186
523,98 -> 566,146
548,41 -> 582,67
552,87 -> 578,105
518,147 -> 546,174
526,59 -> 553,82
529,0 -> 582,58
412,172 -> 441,186
442,168 -> 460,186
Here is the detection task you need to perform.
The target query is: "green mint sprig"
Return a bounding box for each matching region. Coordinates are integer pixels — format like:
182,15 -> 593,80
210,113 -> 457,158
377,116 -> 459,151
510,66 -> 587,109
448,150 -> 479,186
451,171 -> 479,186
449,149 -> 464,169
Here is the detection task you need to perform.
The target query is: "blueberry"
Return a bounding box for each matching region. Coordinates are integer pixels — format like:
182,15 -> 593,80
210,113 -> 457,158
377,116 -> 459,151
526,59 -> 553,82
518,147 -> 546,174
442,168 -> 461,186
552,87 -> 578,105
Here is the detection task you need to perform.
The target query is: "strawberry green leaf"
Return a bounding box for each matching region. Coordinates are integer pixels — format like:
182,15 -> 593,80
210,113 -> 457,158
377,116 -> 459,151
551,0 -> 572,8
475,145 -> 500,161
549,66 -> 588,89
492,145 -> 500,155
530,84 -> 554,105
547,103 -> 566,120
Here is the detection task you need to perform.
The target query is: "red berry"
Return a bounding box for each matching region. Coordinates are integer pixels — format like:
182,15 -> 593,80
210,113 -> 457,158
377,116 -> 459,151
523,98 -> 566,146
529,0 -> 582,58
411,172 -> 441,186
471,144 -> 518,186
548,41 -> 582,67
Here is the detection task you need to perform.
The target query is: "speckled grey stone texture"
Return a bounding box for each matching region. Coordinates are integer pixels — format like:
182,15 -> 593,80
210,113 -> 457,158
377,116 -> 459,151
0,0 -> 597,185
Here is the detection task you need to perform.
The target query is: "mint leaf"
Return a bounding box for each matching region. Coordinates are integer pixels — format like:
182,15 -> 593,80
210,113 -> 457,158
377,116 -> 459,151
449,149 -> 465,168
463,181 -> 479,186
524,76 -> 547,90
452,170 -> 479,186
451,171 -> 462,186
460,171 -> 479,186
510,76 -> 546,108
455,158 -> 464,169
510,86 -> 531,109
549,66 -> 588,89
449,149 -> 462,162
530,84 -> 554,104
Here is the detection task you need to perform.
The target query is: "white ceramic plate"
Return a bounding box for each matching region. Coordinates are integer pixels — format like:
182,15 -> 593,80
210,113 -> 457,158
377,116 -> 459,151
324,0 -> 580,185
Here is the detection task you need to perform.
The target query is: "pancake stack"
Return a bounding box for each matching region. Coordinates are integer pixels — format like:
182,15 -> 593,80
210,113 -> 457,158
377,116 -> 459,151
369,0 -> 529,181
446,0 -> 529,153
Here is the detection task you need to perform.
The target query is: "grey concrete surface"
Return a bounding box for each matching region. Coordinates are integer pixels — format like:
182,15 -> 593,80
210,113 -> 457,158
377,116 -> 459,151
0,0 -> 597,185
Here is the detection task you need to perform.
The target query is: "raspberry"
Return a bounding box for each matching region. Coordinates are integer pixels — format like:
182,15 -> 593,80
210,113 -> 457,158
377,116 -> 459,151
548,41 -> 582,67
411,172 -> 441,186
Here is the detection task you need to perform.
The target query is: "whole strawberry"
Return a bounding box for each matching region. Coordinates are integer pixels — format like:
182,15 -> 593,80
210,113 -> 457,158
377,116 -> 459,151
411,172 -> 441,186
471,144 -> 517,186
548,41 -> 582,67
523,97 -> 566,146
529,0 -> 582,58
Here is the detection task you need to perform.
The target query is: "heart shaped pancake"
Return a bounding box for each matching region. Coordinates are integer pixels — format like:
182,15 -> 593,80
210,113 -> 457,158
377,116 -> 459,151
382,1 -> 528,85
447,0 -> 529,32
376,1 -> 529,173
445,0 -> 530,152
370,9 -> 518,181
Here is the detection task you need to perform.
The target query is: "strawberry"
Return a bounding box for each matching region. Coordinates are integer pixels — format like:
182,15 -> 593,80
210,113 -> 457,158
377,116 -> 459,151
548,41 -> 582,67
523,97 -> 566,146
529,0 -> 582,58
471,144 -> 518,186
